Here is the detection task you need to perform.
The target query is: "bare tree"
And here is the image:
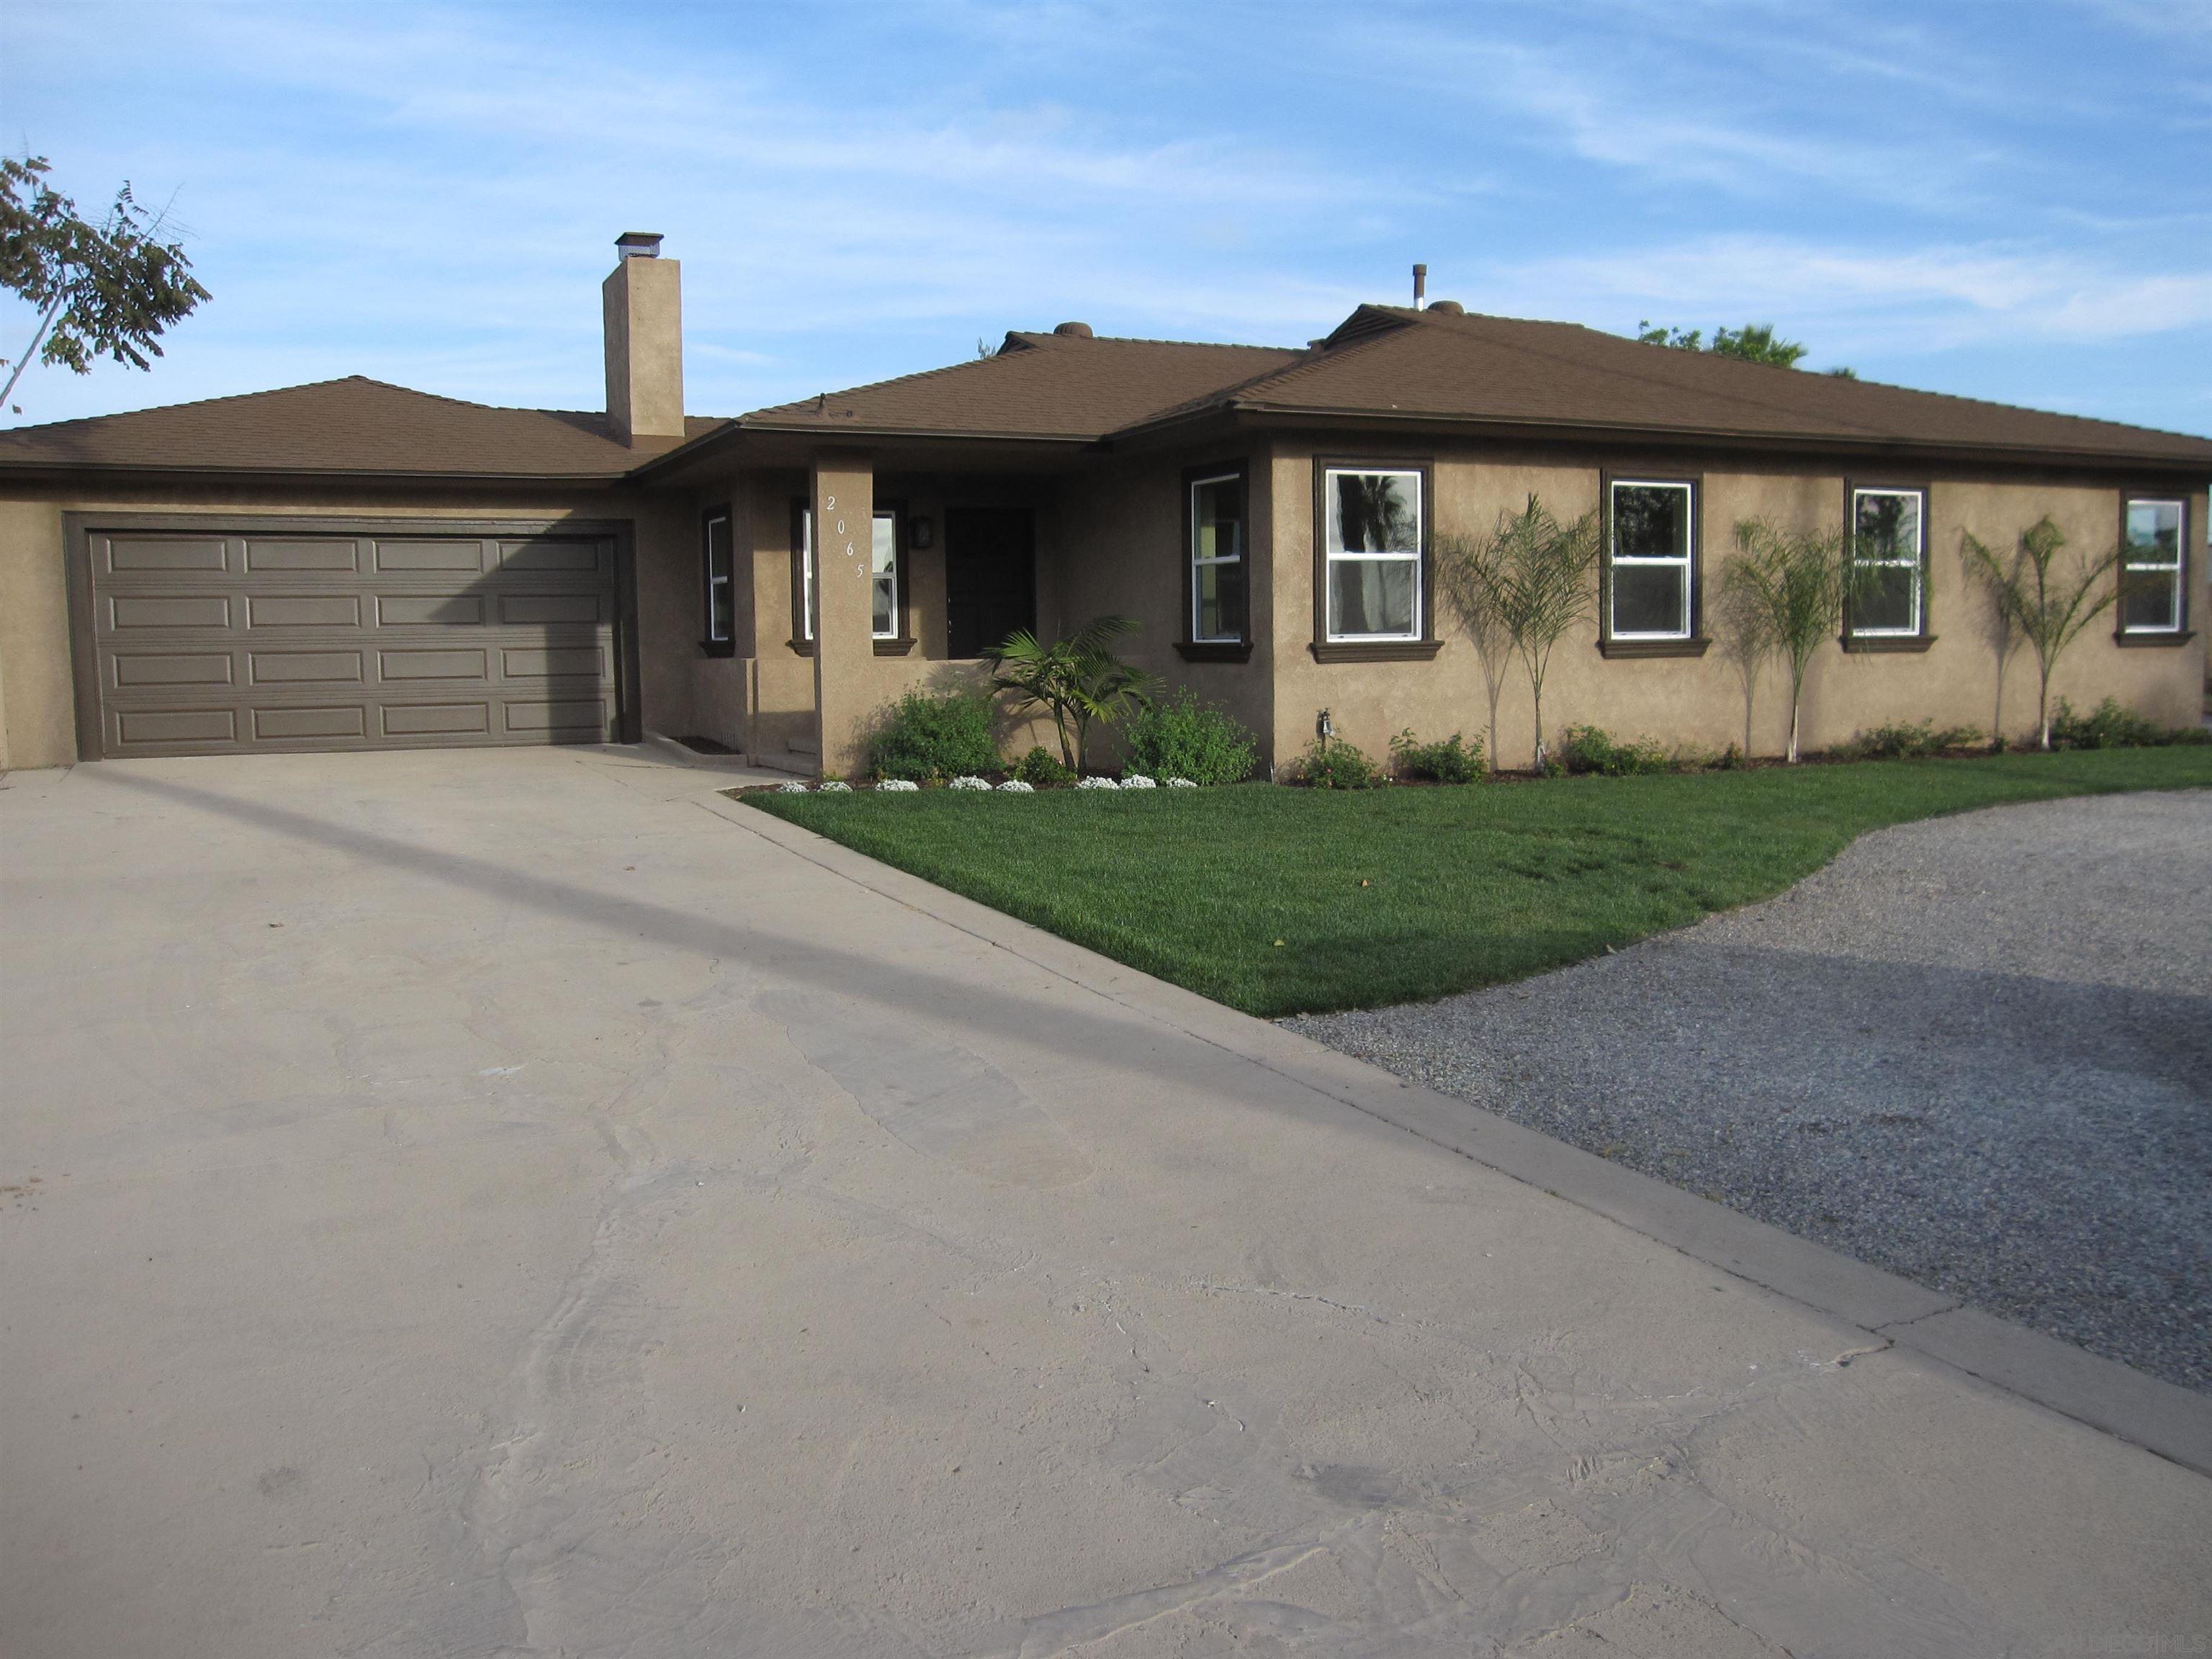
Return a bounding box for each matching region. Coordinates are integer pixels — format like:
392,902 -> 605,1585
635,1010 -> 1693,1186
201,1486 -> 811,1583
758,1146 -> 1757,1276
1719,521 -> 1858,763
1434,531 -> 1514,772
1961,517 -> 2118,750
1442,495 -> 1599,770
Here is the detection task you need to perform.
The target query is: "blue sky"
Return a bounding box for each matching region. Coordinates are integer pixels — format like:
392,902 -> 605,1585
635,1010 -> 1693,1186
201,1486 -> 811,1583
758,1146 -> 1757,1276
4,0 -> 2209,434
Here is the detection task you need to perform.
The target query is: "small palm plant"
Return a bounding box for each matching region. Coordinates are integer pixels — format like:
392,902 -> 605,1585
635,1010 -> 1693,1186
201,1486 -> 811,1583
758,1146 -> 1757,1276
1720,521 -> 1871,763
1961,517 -> 2120,750
982,615 -> 1157,773
1437,495 -> 1600,770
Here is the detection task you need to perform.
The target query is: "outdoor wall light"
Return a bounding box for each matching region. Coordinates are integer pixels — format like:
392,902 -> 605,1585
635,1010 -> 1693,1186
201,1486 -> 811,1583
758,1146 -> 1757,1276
1317,708 -> 1335,742
910,516 -> 935,549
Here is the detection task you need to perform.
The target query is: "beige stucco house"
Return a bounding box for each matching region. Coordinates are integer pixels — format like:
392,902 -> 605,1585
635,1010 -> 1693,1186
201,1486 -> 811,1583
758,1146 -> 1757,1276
1,233 -> 2205,777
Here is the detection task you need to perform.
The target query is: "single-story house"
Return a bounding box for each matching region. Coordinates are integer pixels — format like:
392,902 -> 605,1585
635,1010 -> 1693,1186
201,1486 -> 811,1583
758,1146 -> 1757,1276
1,233 -> 2204,776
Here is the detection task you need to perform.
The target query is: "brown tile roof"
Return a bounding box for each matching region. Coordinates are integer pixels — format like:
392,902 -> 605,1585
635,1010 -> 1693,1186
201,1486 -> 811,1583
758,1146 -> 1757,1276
0,376 -> 729,479
737,331 -> 1303,442
1129,305 -> 2212,464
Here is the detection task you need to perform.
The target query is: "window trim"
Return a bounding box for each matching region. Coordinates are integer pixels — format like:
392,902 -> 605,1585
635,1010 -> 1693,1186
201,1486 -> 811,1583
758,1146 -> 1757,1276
1310,457 -> 1439,661
2116,492 -> 2192,644
700,503 -> 736,658
1599,472 -> 1706,655
788,496 -> 815,655
1180,460 -> 1252,660
871,500 -> 916,655
1843,479 -> 1935,652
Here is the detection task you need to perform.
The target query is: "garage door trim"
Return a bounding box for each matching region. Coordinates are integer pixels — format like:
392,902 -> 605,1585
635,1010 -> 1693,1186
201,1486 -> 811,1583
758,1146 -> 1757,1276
63,512 -> 642,761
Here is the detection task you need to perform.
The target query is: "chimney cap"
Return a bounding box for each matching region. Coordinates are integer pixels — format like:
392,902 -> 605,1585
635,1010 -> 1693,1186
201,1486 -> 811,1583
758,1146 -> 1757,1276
1052,320 -> 1094,338
615,232 -> 665,258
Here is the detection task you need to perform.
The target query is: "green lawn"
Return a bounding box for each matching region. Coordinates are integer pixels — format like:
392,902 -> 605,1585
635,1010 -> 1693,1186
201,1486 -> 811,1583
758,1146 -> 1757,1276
745,749 -> 2212,1018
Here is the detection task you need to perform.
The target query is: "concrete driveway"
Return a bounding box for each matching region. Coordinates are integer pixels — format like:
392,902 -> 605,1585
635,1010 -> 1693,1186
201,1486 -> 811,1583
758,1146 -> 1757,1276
3,747 -> 2208,1658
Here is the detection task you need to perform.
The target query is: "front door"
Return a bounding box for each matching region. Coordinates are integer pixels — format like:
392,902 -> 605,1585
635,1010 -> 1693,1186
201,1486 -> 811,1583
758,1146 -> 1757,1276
944,508 -> 1036,659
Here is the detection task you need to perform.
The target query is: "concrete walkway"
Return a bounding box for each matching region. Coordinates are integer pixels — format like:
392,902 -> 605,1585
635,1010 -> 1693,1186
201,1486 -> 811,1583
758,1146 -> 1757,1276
2,748 -> 2207,1658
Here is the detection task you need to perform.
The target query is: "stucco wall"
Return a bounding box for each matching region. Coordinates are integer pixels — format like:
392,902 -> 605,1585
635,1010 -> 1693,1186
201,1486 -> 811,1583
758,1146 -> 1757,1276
0,480 -> 692,770
1262,436 -> 2206,770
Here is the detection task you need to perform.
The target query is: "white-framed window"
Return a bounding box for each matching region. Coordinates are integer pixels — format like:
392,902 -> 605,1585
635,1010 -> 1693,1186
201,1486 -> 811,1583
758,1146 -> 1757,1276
1190,471 -> 1246,643
872,509 -> 899,639
1607,480 -> 1694,640
703,509 -> 734,646
1850,487 -> 1925,637
2120,498 -> 2185,634
1323,467 -> 1422,640
793,503 -> 815,643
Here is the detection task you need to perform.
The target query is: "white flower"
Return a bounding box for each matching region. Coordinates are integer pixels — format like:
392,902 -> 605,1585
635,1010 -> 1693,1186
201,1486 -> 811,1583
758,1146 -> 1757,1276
996,779 -> 1035,793
950,775 -> 991,791
1076,775 -> 1120,791
1165,776 -> 1198,788
818,780 -> 852,793
776,780 -> 810,793
1120,773 -> 1158,789
878,778 -> 920,792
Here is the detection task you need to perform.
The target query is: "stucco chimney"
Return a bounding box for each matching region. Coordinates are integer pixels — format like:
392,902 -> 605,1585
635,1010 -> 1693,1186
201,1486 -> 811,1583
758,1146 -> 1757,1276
603,233 -> 684,444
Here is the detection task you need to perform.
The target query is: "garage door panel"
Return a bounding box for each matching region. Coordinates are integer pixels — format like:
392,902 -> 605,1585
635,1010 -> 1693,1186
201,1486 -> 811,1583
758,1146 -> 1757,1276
110,594 -> 233,631
112,652 -> 236,688
84,523 -> 623,757
383,702 -> 492,737
379,649 -> 488,682
373,539 -> 490,572
254,706 -> 369,741
105,536 -> 230,573
377,594 -> 485,626
114,708 -> 239,747
249,651 -> 364,685
248,594 -> 362,629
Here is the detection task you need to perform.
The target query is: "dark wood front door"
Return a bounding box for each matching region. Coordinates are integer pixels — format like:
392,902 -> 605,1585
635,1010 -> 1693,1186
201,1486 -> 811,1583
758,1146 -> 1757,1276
944,508 -> 1035,660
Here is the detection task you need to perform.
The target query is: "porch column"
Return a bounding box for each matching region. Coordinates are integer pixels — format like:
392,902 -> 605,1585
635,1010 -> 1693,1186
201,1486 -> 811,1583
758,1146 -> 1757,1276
809,449 -> 876,778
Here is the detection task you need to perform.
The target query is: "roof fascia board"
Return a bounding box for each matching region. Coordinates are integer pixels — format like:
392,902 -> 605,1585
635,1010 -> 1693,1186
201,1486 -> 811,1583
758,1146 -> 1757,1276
0,462 -> 642,489
1169,403 -> 2212,475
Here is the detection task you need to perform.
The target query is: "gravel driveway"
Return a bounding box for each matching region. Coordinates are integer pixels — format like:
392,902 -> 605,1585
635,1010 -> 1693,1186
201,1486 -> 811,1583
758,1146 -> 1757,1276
1287,789 -> 2212,1393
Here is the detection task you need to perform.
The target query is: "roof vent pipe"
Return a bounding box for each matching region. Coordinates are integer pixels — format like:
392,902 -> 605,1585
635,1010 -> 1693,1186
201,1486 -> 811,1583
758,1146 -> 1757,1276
1412,264 -> 1427,307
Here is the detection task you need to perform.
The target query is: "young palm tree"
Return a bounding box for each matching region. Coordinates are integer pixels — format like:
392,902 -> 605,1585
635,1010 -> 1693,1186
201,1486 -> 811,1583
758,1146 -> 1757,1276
1961,518 -> 2119,750
1434,531 -> 1515,773
981,615 -> 1156,773
1720,521 -> 1856,763
1438,495 -> 1599,770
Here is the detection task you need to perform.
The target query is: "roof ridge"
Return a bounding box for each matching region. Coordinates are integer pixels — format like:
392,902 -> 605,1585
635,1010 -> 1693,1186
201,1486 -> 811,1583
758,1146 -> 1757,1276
1109,318 -> 1418,433
0,374 -> 405,439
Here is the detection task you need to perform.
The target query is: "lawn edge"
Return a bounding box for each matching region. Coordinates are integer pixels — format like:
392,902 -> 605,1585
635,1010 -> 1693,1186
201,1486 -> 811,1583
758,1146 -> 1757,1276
702,788 -> 2212,1477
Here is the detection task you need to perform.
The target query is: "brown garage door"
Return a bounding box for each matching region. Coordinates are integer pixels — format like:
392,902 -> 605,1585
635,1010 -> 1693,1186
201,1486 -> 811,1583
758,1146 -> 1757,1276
71,517 -> 629,758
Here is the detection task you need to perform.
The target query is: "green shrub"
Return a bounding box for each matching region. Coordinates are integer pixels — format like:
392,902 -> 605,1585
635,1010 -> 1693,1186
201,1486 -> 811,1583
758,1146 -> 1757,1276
1389,728 -> 1484,783
1296,737 -> 1383,789
1557,724 -> 1672,776
1841,718 -> 1984,760
2049,697 -> 2167,751
1120,690 -> 1259,785
868,690 -> 1000,782
1012,745 -> 1076,787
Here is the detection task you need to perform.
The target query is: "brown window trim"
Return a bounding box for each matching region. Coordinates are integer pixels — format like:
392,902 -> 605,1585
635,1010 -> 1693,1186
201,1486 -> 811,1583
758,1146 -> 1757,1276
1841,478 -> 1933,647
2113,490 -> 2191,643
1177,639 -> 1254,662
1311,455 -> 1437,657
874,498 -> 912,649
1596,636 -> 1712,660
700,502 -> 737,658
1183,459 -> 1253,657
788,495 -> 812,654
2114,629 -> 2195,649
1599,467 -> 1704,653
1309,639 -> 1443,664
